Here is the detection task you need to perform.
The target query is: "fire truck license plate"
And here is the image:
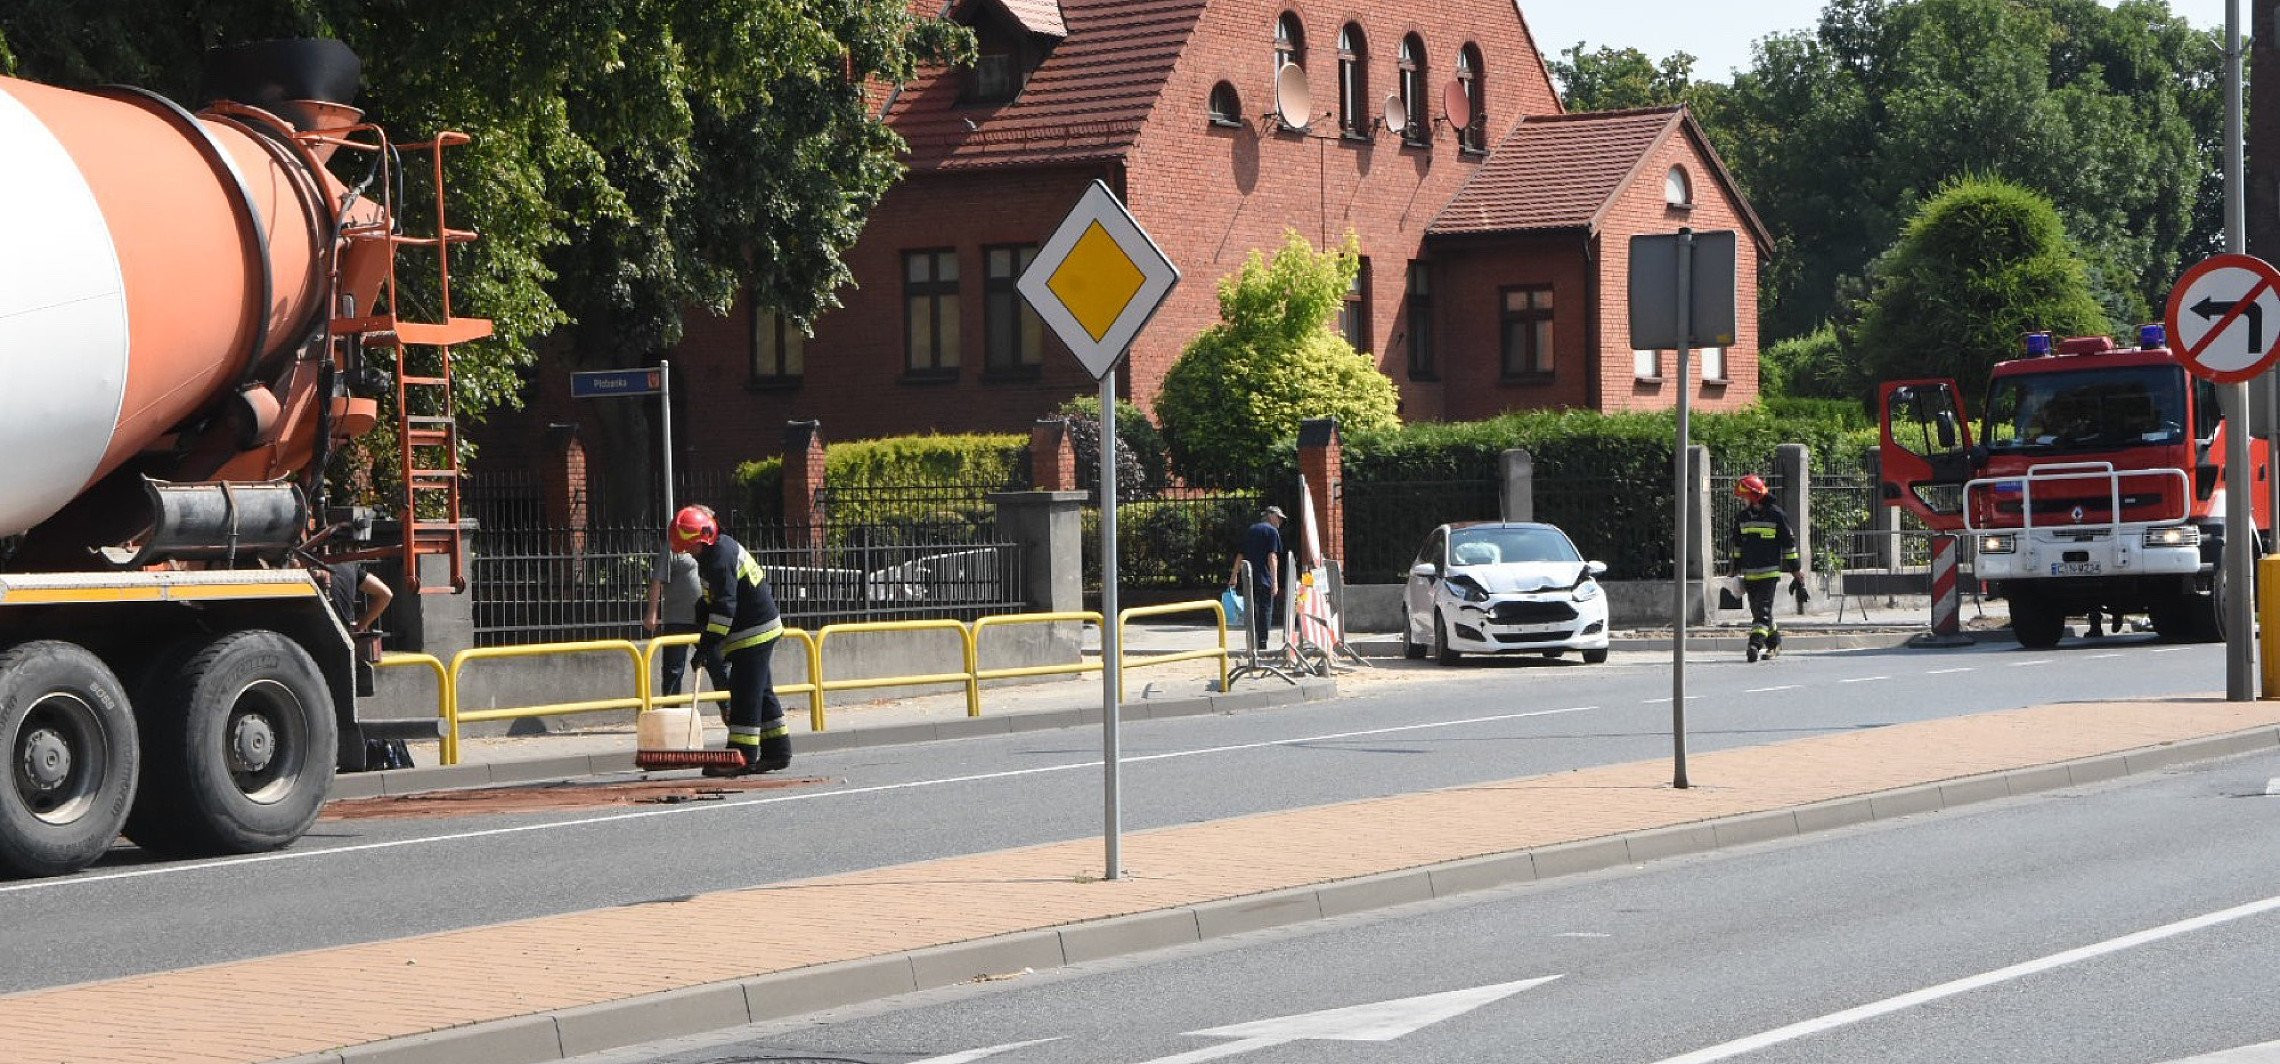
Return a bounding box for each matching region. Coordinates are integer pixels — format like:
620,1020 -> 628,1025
2051,562 -> 2102,576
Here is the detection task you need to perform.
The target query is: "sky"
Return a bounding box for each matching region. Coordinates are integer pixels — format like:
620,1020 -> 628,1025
1523,0 -> 2233,83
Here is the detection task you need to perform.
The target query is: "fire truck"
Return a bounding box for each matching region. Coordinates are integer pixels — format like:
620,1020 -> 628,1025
1879,327 -> 2266,649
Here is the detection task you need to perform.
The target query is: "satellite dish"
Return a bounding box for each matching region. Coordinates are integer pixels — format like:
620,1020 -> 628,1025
1381,93 -> 1408,136
1441,78 -> 1472,133
1274,62 -> 1312,131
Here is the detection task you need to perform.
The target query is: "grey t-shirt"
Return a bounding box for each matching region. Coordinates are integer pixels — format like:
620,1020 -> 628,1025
651,549 -> 703,622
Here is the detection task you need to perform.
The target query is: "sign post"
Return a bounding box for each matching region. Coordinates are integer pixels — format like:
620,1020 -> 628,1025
1629,229 -> 1738,789
569,363 -> 673,534
1017,180 -> 1179,879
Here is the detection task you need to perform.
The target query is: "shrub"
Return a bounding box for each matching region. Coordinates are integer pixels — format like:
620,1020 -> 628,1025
1057,395 -> 1165,496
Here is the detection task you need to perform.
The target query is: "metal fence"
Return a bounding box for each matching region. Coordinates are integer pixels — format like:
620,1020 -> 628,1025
1341,479 -> 1502,582
1086,487 -> 1264,591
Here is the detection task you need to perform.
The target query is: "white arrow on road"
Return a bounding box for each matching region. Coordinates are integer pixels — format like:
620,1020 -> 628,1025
909,1038 -> 1062,1063
1135,975 -> 1564,1063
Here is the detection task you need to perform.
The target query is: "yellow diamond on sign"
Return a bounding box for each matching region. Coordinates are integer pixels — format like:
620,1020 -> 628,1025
1047,222 -> 1148,342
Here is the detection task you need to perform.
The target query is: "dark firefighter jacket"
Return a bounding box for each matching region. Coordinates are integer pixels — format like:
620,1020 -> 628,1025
695,533 -> 784,653
1729,501 -> 1802,582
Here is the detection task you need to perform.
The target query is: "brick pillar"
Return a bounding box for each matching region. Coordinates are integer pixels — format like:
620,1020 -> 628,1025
1031,418 -> 1077,493
541,423 -> 587,557
1297,418 -> 1343,566
783,420 -> 826,555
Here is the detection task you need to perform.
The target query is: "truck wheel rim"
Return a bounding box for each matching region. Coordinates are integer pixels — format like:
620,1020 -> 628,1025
226,679 -> 303,805
15,693 -> 104,825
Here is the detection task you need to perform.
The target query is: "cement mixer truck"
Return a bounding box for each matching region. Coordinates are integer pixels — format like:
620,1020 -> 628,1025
0,40 -> 488,877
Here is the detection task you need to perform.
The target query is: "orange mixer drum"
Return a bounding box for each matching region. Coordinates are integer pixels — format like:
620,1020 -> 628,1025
0,73 -> 338,538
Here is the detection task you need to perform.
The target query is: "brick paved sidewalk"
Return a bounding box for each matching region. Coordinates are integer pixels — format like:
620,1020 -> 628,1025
8,695 -> 2275,1064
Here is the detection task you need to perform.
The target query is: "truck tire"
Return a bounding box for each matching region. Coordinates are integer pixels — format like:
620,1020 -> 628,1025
123,630 -> 336,857
2187,566 -> 2227,643
0,642 -> 138,878
2007,590 -> 2065,649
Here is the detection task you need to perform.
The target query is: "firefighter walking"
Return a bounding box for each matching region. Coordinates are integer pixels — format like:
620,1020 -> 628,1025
668,505 -> 792,775
1728,474 -> 1805,662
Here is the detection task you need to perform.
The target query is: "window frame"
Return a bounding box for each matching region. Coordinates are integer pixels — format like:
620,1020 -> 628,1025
1398,35 -> 1428,148
1405,260 -> 1436,379
983,243 -> 1047,379
1338,23 -> 1369,140
1499,284 -> 1555,380
748,302 -> 806,390
1208,81 -> 1244,127
903,247 -> 962,380
1275,12 -> 1306,72
1341,256 -> 1372,352
1457,44 -> 1486,154
1665,165 -> 1694,209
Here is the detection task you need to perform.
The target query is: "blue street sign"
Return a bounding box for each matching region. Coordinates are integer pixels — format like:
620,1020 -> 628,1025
570,368 -> 663,398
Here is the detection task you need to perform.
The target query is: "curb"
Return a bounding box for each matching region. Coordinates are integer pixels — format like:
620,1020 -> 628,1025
279,722 -> 2280,1064
329,678 -> 1342,801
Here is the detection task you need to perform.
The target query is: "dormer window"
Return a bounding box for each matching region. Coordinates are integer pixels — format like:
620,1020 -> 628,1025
962,9 -> 1042,105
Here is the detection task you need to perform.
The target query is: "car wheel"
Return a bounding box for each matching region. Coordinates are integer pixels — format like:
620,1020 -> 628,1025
1582,648 -> 1609,664
1432,611 -> 1462,665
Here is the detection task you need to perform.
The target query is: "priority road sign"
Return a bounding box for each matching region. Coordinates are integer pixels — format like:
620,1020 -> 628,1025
1017,180 -> 1179,380
2165,253 -> 2280,384
570,367 -> 664,397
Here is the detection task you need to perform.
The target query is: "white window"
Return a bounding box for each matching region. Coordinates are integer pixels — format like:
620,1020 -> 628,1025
1665,166 -> 1692,208
1701,346 -> 1726,381
1634,349 -> 1660,379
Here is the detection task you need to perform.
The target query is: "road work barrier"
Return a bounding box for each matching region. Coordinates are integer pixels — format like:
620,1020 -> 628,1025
1116,600 -> 1231,703
446,640 -> 649,766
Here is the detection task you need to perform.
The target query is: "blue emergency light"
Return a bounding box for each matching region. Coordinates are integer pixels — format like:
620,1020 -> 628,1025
2024,331 -> 2054,356
2138,323 -> 2165,348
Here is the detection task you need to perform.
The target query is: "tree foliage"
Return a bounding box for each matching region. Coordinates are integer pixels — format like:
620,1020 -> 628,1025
1548,44 -> 1727,115
1852,177 -> 2110,397
1712,0 -> 2221,342
1155,232 -> 1401,488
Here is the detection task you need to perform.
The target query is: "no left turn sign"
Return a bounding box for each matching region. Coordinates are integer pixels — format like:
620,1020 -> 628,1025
2165,252 -> 2280,384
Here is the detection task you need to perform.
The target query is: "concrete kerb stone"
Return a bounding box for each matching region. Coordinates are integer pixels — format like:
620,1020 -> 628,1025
302,723 -> 2280,1064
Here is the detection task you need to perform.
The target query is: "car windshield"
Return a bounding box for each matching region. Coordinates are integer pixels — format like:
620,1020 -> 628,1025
1448,527 -> 1581,565
1982,365 -> 2186,454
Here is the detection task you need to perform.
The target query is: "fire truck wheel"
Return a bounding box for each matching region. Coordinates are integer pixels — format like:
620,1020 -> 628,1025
123,630 -> 336,857
2188,566 -> 2227,643
2007,591 -> 2065,649
0,642 -> 138,879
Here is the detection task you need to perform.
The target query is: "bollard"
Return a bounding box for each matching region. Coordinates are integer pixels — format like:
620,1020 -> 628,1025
2261,555 -> 2280,699
1908,533 -> 1975,648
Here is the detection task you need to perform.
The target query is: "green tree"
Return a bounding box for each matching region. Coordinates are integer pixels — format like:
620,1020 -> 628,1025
0,0 -> 969,508
1757,323 -> 1853,400
1058,395 -> 1167,497
1549,44 -> 1700,111
1715,0 -> 2220,342
1155,232 -> 1401,488
1851,178 -> 2109,397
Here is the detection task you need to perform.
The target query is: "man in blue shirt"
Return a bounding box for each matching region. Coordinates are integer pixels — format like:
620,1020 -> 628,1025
1227,506 -> 1286,647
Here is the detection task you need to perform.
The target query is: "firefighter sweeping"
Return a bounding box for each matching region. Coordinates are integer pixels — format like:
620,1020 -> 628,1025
1727,474 -> 1806,662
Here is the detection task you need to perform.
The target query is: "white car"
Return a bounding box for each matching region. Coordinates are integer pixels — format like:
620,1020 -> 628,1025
1401,522 -> 1612,664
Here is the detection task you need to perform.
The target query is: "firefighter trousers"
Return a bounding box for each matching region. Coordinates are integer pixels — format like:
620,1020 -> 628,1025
724,638 -> 790,768
1746,578 -> 1783,648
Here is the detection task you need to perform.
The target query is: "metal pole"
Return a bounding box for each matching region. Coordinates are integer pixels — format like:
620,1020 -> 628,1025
2225,0 -> 2255,700
658,361 -> 675,527
1100,371 -> 1123,879
1672,229 -> 1693,788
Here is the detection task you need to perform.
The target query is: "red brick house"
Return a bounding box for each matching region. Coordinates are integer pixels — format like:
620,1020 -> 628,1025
476,0 -> 1770,478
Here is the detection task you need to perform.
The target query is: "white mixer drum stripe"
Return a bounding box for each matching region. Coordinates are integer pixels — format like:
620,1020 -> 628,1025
0,84 -> 131,538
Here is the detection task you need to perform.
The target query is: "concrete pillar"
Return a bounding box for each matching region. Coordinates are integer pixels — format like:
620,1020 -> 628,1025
1500,448 -> 1534,522
1686,442 -> 1712,573
1866,447 -> 1901,569
1297,418 -> 1343,565
1030,418 -> 1078,493
378,549 -> 474,658
1776,442 -> 1811,573
990,490 -> 1089,614
783,420 -> 826,555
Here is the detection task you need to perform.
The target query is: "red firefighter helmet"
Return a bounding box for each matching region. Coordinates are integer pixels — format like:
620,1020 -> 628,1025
669,505 -> 718,550
1734,474 -> 1770,503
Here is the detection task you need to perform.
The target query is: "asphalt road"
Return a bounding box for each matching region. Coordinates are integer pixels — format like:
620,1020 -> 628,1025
0,634 -> 2233,994
562,742 -> 2280,1064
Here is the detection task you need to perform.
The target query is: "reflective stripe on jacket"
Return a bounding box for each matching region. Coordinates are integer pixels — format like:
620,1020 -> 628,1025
1728,501 -> 1801,581
696,534 -> 784,650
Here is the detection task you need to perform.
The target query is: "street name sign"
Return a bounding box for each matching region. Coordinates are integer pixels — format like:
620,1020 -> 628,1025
569,367 -> 664,397
1017,180 -> 1180,379
2165,252 -> 2280,384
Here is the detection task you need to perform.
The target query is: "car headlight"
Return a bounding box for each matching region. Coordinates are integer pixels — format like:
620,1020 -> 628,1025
2143,525 -> 2201,548
1572,580 -> 1601,602
1978,534 -> 2016,554
1446,575 -> 1490,602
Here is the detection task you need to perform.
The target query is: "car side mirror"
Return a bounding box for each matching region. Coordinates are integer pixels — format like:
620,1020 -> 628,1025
1410,562 -> 1439,579
1585,561 -> 1608,577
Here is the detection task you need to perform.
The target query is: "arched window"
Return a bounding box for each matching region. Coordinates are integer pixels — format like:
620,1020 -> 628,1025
1398,35 -> 1427,147
1338,23 -> 1368,138
1665,165 -> 1693,208
1209,81 -> 1244,126
1275,12 -> 1306,72
1457,44 -> 1485,152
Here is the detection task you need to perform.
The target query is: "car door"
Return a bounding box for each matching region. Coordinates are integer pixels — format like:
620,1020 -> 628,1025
1405,527 -> 1447,639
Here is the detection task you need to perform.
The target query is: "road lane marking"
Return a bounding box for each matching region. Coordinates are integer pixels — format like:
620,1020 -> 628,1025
911,1039 -> 1062,1063
2149,1038 -> 2280,1062
2009,659 -> 2053,668
2152,647 -> 2192,653
1644,891 -> 2280,1064
1926,668 -> 1974,675
1136,977 -> 1562,1063
1643,696 -> 1703,704
4,705 -> 1606,896
1745,685 -> 1801,693
2084,653 -> 2124,660
1838,676 -> 1887,684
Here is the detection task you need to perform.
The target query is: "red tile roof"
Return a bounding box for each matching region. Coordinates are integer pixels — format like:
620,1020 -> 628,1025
886,0 -> 1209,170
995,0 -> 1068,37
1430,108 -> 1684,237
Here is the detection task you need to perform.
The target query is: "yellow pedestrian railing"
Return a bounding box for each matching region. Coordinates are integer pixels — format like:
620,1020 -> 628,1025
1116,600 -> 1231,704
813,619 -> 978,728
638,629 -> 824,731
399,608 -> 1240,765
445,640 -> 648,766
